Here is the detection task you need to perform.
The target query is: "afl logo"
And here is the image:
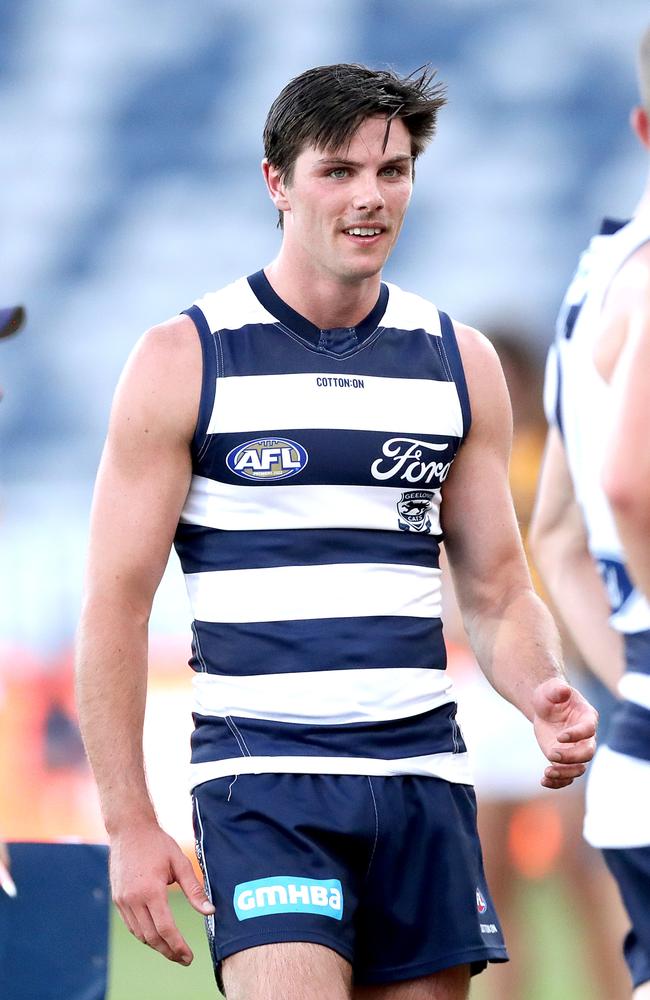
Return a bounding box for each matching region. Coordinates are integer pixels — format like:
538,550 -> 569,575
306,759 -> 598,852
476,888 -> 487,914
226,437 -> 308,481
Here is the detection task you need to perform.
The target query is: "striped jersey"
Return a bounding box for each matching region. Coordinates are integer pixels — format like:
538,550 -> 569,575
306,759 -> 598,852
174,270 -> 473,789
544,216 -> 650,848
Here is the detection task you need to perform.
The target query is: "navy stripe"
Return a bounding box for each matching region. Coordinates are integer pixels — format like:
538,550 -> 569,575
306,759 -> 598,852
606,699 -> 650,763
188,616 -> 446,676
175,525 -> 441,573
248,269 -> 389,352
193,427 -> 460,488
438,311 -> 471,437
183,305 -> 219,449
191,701 -> 464,764
625,630 -> 650,676
215,320 -> 454,380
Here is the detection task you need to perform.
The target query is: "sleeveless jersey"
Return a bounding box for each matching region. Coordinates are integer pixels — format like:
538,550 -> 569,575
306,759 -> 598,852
545,216 -> 650,848
174,270 -> 473,789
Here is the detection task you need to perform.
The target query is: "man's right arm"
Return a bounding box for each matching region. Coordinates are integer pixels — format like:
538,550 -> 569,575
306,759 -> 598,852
76,315 -> 213,965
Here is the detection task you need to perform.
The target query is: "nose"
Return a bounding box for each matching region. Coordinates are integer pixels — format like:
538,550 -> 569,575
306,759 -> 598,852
351,175 -> 385,214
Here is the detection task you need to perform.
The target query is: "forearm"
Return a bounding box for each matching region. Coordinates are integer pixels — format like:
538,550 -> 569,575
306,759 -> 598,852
534,534 -> 623,693
610,505 -> 650,602
462,582 -> 564,722
76,597 -> 158,835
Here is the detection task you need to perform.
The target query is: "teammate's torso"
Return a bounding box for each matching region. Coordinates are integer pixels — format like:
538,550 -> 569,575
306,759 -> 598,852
551,217 -> 650,640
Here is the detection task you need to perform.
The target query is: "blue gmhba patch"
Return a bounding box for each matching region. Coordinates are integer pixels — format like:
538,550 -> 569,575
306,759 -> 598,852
233,876 -> 343,921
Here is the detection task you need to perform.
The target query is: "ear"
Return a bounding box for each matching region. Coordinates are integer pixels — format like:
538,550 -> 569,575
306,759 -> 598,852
630,106 -> 650,149
261,159 -> 291,214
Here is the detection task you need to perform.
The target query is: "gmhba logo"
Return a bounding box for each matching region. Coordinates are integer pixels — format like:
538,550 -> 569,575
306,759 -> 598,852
226,437 -> 308,481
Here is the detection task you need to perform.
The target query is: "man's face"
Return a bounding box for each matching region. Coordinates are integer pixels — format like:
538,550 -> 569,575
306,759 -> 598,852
273,116 -> 414,284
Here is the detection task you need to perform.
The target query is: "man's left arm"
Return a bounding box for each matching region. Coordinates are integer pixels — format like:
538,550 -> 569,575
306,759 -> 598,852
441,322 -> 597,788
601,270 -> 650,600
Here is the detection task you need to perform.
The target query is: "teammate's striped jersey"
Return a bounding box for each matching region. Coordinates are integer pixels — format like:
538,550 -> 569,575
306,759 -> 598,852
174,270 -> 472,788
544,217 -> 650,848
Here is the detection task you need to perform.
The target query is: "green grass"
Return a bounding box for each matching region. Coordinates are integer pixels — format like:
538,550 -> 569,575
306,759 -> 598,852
107,891 -> 221,1000
107,880 -> 595,1000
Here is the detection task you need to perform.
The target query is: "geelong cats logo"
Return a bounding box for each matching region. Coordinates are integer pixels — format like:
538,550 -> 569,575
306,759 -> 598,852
397,491 -> 434,532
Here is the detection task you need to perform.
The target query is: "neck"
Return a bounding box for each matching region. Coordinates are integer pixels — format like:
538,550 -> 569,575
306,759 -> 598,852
264,252 -> 382,330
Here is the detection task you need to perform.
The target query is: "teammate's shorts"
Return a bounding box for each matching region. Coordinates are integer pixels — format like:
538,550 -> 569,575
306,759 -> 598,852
192,772 -> 507,987
602,845 -> 650,989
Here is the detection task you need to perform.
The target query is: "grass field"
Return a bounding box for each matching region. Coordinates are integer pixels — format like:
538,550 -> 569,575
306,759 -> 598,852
106,878 -> 601,1000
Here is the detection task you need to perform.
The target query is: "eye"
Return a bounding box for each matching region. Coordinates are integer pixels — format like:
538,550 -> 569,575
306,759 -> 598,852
381,165 -> 403,177
328,167 -> 348,179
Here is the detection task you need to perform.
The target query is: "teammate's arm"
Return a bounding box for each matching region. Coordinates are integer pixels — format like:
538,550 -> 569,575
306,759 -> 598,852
441,323 -> 597,788
76,316 -> 214,965
601,261 -> 650,600
529,426 -> 624,694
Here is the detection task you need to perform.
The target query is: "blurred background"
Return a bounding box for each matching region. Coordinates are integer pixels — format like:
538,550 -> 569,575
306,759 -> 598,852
1,1 -> 649,997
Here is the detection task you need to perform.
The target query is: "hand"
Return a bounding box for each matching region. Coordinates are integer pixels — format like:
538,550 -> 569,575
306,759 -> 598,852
532,677 -> 598,789
110,822 -> 214,964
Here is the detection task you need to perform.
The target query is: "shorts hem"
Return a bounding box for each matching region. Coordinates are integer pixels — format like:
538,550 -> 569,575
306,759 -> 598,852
216,929 -> 354,967
354,946 -> 509,985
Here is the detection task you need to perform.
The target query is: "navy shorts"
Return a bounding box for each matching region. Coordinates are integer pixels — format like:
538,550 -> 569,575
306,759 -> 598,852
192,772 -> 507,986
603,845 -> 650,989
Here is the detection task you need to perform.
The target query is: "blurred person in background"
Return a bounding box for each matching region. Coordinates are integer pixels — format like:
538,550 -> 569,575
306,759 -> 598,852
0,304 -> 26,898
531,24 -> 650,999
449,330 -> 628,1000
77,63 -> 597,1000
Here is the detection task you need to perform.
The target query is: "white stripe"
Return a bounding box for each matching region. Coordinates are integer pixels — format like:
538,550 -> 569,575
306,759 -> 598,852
192,668 -> 452,724
617,672 -> 650,711
584,745 -> 650,847
381,283 -> 442,335
186,562 -> 441,624
189,751 -> 473,789
194,278 -> 277,331
181,478 -> 442,533
207,373 -> 463,436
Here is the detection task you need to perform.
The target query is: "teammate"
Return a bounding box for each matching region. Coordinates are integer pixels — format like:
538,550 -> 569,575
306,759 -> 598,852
76,64 -> 597,1000
530,26 -> 650,999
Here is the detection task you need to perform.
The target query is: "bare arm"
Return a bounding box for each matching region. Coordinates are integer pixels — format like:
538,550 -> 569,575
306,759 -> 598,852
443,324 -> 597,787
76,315 -> 213,964
529,426 -> 623,694
601,265 -> 650,599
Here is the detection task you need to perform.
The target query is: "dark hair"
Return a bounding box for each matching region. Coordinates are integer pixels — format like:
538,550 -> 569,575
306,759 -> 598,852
264,63 -> 446,226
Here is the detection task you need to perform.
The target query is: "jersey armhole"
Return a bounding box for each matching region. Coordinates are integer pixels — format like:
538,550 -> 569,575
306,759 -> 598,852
438,310 -> 472,439
182,304 -> 218,454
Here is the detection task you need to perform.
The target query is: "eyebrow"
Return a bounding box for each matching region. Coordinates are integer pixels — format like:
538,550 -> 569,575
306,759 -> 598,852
315,154 -> 413,167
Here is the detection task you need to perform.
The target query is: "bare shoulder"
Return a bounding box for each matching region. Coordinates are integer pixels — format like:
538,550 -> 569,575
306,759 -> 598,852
451,319 -> 510,428
111,313 -> 202,444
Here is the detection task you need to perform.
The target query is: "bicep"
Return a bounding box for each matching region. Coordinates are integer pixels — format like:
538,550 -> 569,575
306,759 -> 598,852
441,326 -> 529,609
84,320 -> 200,610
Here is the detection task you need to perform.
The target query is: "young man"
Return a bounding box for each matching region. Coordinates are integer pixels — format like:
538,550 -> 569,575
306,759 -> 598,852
76,64 -> 597,1000
530,28 -> 650,1000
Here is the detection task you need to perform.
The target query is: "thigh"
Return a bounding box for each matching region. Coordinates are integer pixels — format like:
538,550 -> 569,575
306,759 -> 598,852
223,941 -> 353,1000
354,964 -> 470,999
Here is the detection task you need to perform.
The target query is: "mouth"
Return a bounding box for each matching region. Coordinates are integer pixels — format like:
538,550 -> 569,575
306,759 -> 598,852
342,225 -> 386,245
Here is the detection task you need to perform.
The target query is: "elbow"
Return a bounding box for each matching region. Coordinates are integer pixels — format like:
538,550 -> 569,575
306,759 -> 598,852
603,470 -> 650,533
